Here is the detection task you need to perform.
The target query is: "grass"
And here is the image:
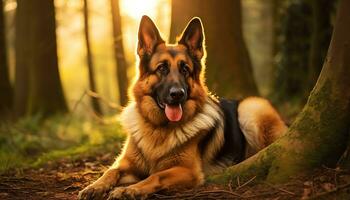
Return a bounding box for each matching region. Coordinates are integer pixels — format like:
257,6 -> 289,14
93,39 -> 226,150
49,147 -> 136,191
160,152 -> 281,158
0,113 -> 126,173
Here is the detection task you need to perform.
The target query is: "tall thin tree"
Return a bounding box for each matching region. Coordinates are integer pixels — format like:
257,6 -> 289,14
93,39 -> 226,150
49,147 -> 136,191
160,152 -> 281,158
0,0 -> 13,116
273,1 -> 311,101
308,0 -> 333,89
110,0 -> 128,106
15,0 -> 67,117
83,0 -> 102,114
170,0 -> 258,98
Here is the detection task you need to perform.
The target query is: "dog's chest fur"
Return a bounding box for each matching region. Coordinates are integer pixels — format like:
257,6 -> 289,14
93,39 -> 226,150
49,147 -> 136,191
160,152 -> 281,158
119,97 -> 243,174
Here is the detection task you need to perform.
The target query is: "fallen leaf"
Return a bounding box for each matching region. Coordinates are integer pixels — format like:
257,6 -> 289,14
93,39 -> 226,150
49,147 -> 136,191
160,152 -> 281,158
303,181 -> 313,186
322,183 -> 334,192
301,188 -> 312,200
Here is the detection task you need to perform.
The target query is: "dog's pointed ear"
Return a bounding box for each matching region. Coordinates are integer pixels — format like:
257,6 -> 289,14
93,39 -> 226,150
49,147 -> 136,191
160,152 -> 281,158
178,17 -> 205,59
137,15 -> 164,57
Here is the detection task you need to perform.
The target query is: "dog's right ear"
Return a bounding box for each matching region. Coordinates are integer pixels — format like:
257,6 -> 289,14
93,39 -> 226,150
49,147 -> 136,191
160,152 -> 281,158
137,16 -> 164,57
178,17 -> 205,60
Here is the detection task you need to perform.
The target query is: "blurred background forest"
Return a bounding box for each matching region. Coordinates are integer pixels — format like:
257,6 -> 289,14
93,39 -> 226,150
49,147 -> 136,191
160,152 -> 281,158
0,0 -> 337,175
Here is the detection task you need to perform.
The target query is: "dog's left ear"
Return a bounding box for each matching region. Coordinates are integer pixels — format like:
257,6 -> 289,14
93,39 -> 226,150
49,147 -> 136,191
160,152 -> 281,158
137,15 -> 164,57
178,17 -> 205,60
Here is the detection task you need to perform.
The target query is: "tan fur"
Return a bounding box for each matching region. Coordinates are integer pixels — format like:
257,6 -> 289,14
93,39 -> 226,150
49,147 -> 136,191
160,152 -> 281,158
78,17 -> 287,200
120,99 -> 221,163
238,97 -> 288,157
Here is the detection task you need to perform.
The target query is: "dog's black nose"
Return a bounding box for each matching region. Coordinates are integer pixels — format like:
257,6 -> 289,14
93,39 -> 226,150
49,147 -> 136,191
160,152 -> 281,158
169,87 -> 185,101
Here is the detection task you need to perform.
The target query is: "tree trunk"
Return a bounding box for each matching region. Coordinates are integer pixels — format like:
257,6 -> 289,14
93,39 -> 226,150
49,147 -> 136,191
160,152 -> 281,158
273,1 -> 312,101
242,0 -> 275,96
209,0 -> 350,184
170,0 -> 258,99
110,0 -> 129,106
308,0 -> 333,91
83,0 -> 102,115
15,0 -> 68,117
0,0 -> 12,116
14,0 -> 29,117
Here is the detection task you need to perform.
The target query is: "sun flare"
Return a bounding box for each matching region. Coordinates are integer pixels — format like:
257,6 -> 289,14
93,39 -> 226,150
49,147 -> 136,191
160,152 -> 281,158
120,0 -> 159,20
120,0 -> 171,64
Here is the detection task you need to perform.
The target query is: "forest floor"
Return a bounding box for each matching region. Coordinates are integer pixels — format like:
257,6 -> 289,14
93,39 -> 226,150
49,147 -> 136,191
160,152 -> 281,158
1,147 -> 350,200
1,103 -> 349,200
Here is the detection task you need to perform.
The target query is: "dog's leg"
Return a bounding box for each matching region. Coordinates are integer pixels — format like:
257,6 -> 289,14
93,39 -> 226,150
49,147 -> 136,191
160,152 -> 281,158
78,163 -> 141,200
78,146 -> 137,200
78,167 -> 122,200
107,166 -> 202,200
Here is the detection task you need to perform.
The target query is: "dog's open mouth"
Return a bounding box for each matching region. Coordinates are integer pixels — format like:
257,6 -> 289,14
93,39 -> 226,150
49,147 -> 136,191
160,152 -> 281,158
157,97 -> 183,122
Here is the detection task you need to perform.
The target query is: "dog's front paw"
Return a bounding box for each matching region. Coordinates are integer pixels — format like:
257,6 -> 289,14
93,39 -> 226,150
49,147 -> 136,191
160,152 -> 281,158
107,187 -> 147,200
78,183 -> 111,200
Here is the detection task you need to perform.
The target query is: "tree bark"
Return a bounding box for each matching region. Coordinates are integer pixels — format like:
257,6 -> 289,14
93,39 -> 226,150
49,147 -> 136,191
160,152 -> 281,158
273,1 -> 312,101
209,0 -> 350,184
274,0 -> 333,101
14,0 -> 29,117
0,0 -> 12,116
110,0 -> 129,106
170,0 -> 258,99
83,0 -> 102,115
242,0 -> 275,96
308,0 -> 333,91
15,0 -> 68,117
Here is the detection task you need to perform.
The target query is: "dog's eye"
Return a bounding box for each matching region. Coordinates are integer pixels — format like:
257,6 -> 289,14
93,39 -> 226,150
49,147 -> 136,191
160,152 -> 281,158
156,62 -> 169,75
179,61 -> 190,76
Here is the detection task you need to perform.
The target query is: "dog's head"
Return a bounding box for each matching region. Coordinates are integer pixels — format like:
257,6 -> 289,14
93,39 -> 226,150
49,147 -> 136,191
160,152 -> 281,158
132,16 -> 208,126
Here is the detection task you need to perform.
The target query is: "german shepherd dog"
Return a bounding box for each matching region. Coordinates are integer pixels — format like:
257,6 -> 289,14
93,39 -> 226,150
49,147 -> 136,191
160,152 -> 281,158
79,16 -> 287,200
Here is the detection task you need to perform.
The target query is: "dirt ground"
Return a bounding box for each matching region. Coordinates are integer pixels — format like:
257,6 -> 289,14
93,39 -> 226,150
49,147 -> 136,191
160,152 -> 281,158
1,150 -> 350,200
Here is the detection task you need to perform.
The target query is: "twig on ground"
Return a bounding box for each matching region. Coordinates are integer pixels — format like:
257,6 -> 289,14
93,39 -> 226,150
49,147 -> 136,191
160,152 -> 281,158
153,189 -> 245,199
228,179 -> 233,191
82,170 -> 103,176
0,182 -> 14,189
244,190 -> 280,199
264,182 -> 295,195
308,182 -> 350,200
321,165 -> 343,172
236,176 -> 256,190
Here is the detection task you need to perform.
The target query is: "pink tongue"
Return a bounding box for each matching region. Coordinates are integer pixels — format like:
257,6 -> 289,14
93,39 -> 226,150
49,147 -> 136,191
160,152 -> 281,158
165,104 -> 183,122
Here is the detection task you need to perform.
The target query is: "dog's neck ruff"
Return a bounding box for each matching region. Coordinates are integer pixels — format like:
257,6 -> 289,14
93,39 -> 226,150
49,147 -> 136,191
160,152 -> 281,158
119,97 -> 223,160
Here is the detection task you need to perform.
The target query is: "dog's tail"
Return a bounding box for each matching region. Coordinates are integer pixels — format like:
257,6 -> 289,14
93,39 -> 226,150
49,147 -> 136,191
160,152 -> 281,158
237,97 -> 288,157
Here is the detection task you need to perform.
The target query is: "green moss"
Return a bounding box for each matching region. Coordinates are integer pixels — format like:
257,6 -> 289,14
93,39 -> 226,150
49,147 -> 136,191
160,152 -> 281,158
301,80 -> 348,166
0,114 -> 125,174
207,143 -> 282,184
266,79 -> 350,182
32,141 -> 121,168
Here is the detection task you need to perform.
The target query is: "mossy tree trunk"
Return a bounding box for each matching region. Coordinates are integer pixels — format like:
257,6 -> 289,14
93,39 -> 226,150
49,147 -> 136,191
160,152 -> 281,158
15,0 -> 68,117
83,0 -> 102,115
0,0 -> 13,116
170,0 -> 258,99
209,0 -> 350,184
110,0 -> 129,106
